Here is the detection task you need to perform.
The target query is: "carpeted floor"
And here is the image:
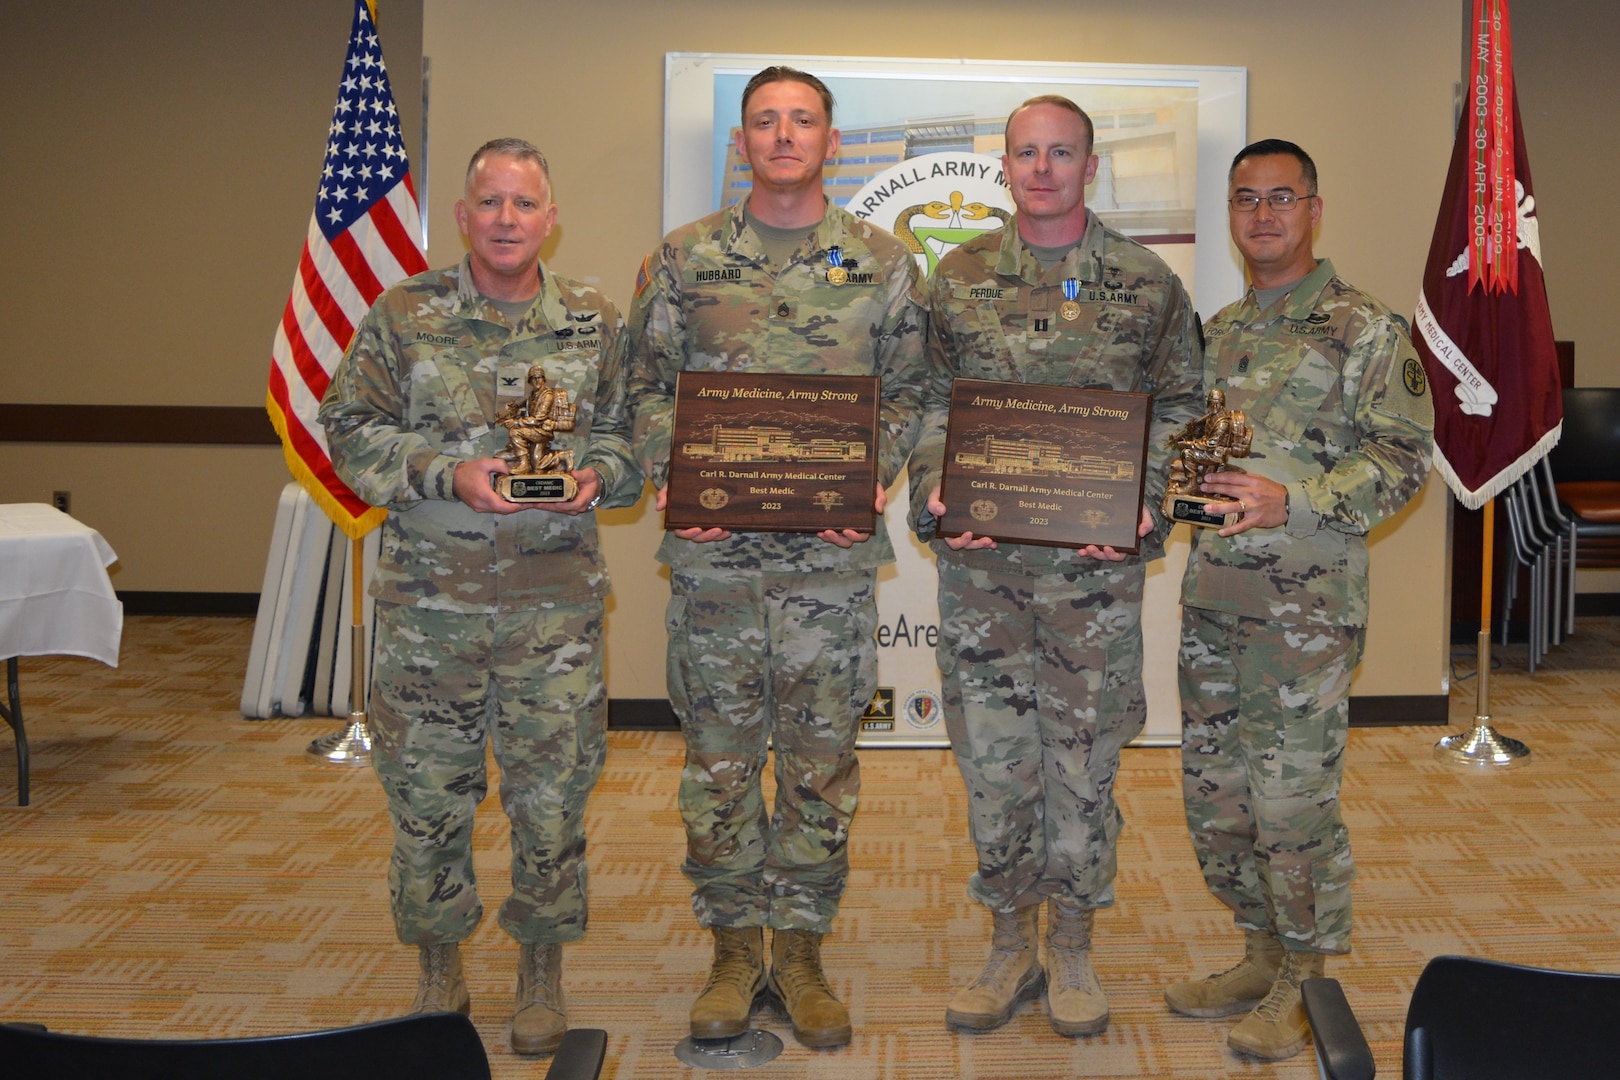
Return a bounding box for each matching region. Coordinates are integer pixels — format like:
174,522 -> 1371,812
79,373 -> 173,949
2,615 -> 1617,1077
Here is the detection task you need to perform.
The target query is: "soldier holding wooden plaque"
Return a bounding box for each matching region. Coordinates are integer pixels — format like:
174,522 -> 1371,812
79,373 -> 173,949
627,66 -> 926,1051
906,95 -> 1203,1040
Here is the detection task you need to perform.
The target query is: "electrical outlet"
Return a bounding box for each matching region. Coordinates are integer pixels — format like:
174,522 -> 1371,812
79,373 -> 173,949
52,490 -> 71,515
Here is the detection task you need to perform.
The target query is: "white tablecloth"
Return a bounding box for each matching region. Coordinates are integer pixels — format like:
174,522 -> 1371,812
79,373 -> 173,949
0,503 -> 123,667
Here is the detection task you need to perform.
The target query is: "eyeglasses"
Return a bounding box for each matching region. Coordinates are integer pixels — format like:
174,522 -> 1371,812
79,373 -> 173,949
1228,192 -> 1315,212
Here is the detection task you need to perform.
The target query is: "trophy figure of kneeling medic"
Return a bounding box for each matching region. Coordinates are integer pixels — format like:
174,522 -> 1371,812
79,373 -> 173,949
494,364 -> 580,502
1162,388 -> 1253,528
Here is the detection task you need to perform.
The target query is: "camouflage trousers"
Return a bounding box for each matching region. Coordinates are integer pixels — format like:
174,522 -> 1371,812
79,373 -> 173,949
935,559 -> 1147,913
665,566 -> 877,933
1178,606 -> 1362,954
369,599 -> 608,947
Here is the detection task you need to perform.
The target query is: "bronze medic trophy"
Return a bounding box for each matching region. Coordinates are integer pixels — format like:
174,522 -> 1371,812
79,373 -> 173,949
493,364 -> 580,503
1162,388 -> 1253,528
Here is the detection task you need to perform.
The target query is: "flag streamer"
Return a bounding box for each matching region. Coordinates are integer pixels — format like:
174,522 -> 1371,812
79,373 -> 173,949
1467,0 -> 1518,294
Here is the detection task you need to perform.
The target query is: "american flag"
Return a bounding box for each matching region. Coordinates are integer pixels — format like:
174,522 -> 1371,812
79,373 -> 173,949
267,0 -> 427,538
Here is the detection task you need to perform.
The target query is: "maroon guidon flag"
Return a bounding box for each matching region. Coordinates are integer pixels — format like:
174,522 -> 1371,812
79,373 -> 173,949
1414,0 -> 1561,509
266,0 -> 428,537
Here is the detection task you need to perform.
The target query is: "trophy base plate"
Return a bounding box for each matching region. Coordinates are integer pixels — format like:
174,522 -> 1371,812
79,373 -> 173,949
1163,493 -> 1236,529
495,473 -> 578,503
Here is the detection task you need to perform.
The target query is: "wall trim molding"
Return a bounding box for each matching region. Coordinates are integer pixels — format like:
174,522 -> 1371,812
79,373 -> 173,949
1348,694 -> 1449,727
608,699 -> 680,731
606,696 -> 1449,733
119,592 -> 262,616
1,405 -> 279,445
104,599 -> 1524,734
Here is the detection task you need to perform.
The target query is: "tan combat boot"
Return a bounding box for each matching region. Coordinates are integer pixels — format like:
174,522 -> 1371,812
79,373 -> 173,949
766,929 -> 851,1049
1226,948 -> 1325,1060
1045,898 -> 1109,1036
510,942 -> 567,1056
944,905 -> 1043,1032
1164,928 -> 1285,1017
690,926 -> 766,1039
409,942 -> 470,1016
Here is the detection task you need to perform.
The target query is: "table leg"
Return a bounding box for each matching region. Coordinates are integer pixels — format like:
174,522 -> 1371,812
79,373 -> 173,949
1,656 -> 26,806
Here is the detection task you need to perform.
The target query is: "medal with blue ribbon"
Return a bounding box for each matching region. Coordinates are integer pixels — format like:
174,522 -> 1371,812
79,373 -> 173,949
827,246 -> 848,286
1060,279 -> 1082,322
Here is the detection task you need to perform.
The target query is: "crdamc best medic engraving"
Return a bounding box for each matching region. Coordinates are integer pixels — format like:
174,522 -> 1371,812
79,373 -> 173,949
666,371 -> 880,533
939,378 -> 1151,552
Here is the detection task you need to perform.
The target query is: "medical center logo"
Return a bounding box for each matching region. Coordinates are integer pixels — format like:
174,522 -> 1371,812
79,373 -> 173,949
848,153 -> 1013,276
903,689 -> 943,731
1418,179 -> 1544,419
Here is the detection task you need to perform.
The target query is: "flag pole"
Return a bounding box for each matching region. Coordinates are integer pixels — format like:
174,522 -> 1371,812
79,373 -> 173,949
1435,496 -> 1531,767
261,0 -> 420,757
307,536 -> 373,764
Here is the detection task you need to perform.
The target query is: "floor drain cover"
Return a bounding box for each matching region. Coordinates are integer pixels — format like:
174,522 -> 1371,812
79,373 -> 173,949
674,1029 -> 785,1070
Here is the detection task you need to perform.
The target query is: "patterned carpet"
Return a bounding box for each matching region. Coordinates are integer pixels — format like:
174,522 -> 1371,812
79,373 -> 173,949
2,615 -> 1617,1077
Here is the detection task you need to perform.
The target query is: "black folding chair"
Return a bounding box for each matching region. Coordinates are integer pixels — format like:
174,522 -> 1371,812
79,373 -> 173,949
1303,954 -> 1620,1080
0,1013 -> 609,1080
0,1012 -> 492,1080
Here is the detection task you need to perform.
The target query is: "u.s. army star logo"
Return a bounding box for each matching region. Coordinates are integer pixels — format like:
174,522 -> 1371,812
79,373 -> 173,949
1403,357 -> 1428,396
699,487 -> 730,510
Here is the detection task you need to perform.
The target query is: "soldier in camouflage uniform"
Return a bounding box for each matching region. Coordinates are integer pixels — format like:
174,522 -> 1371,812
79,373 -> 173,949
908,96 -> 1203,1039
319,138 -> 640,1057
628,67 -> 925,1050
1165,140 -> 1433,1061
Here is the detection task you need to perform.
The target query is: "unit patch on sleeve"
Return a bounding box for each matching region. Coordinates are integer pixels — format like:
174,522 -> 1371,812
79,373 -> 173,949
1403,357 -> 1428,396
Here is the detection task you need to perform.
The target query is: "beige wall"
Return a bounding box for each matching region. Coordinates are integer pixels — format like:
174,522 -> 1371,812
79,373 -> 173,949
1514,0 -> 1620,388
0,0 -> 422,594
9,0 -> 1611,701
417,0 -> 1460,698
0,1 -> 422,407
1515,0 -> 1620,595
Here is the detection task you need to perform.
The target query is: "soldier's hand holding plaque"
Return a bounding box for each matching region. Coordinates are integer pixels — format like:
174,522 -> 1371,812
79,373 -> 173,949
938,378 -> 1152,553
1161,387 -> 1253,528
493,364 -> 580,503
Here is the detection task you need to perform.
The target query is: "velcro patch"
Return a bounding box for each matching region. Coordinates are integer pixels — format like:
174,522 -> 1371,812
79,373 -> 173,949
952,285 -> 1016,302
1403,357 -> 1428,396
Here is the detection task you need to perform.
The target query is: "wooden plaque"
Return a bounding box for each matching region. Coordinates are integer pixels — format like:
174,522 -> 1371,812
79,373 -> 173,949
666,371 -> 880,533
939,378 -> 1152,552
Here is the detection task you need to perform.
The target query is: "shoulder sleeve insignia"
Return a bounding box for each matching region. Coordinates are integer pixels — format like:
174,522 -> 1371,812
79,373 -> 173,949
1403,357 -> 1428,396
634,254 -> 652,298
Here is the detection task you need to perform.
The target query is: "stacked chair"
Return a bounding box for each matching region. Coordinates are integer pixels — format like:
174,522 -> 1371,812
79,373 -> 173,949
1497,460 -> 1577,671
1497,475 -> 1553,671
1495,387 -> 1620,672
1548,387 -> 1620,575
